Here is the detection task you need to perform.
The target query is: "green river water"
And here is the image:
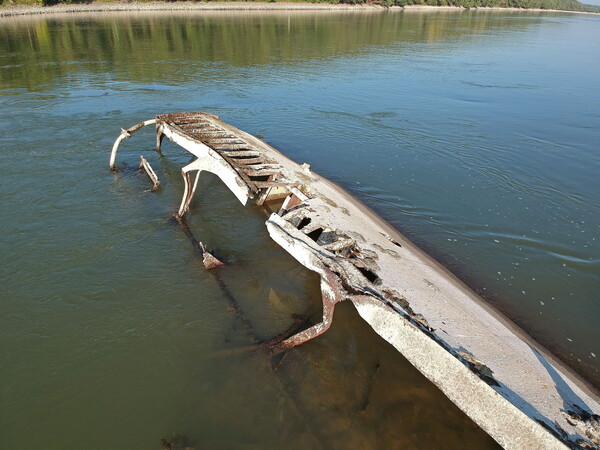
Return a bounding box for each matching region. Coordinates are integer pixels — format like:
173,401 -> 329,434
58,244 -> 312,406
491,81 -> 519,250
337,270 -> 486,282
1,9 -> 598,449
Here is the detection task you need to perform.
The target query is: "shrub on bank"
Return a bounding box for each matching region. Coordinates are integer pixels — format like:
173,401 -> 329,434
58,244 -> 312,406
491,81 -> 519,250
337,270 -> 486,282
361,0 -> 599,11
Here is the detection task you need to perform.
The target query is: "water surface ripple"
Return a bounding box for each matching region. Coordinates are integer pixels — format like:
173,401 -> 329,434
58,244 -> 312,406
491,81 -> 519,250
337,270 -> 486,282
1,10 -> 598,449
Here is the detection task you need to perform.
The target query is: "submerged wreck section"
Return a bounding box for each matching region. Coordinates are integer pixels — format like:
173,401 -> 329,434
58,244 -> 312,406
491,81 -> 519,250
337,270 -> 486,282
110,112 -> 600,449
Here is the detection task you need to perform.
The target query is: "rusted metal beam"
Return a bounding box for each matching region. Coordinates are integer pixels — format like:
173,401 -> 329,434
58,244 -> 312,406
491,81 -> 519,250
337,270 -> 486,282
174,215 -> 224,271
139,156 -> 160,192
270,268 -> 346,355
109,118 -> 156,170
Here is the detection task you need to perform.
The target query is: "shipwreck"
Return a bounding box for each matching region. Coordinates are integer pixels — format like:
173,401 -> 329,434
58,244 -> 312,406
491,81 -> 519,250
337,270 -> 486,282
109,112 -> 600,449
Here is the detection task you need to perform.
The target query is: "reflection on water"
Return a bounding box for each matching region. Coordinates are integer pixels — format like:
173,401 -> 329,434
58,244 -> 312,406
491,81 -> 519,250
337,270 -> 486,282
0,10 -> 548,90
1,9 -> 598,449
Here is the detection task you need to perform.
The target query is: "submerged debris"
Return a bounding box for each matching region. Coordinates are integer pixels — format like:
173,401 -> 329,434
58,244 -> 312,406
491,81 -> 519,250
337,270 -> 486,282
110,112 -> 600,450
159,434 -> 195,450
139,155 -> 160,191
173,215 -> 224,270
565,408 -> 600,446
109,112 -> 363,353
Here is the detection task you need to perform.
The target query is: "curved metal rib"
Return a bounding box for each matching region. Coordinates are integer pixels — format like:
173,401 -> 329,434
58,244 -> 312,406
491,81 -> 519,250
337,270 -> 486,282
109,118 -> 157,170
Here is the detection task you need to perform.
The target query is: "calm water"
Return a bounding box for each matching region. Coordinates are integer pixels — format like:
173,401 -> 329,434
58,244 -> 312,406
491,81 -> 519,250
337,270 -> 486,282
1,9 -> 598,449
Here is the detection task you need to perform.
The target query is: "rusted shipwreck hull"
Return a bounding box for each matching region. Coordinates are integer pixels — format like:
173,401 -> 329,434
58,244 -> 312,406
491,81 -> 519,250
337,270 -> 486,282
110,112 -> 600,449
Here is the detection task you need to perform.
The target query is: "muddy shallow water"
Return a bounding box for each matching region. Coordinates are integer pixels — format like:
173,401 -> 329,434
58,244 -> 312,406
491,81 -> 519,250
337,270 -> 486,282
1,9 -> 598,448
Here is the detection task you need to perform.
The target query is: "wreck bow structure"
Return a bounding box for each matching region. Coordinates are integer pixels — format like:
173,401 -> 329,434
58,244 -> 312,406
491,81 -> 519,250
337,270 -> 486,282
110,112 -> 600,449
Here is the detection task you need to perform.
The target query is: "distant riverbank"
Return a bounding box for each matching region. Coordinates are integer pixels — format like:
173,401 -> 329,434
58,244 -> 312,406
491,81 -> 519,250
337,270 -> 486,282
1,1 -> 599,17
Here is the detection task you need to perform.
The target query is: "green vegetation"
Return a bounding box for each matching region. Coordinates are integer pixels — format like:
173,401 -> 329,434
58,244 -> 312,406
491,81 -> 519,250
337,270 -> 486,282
374,0 -> 600,12
1,0 -> 598,14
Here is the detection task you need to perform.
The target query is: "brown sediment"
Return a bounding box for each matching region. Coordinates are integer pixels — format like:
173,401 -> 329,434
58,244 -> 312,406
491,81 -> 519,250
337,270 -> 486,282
359,361 -> 381,412
109,112 -> 600,449
173,211 -> 314,351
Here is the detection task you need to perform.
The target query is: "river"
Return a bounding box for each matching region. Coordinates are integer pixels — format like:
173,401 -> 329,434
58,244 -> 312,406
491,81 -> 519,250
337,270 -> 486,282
0,9 -> 598,449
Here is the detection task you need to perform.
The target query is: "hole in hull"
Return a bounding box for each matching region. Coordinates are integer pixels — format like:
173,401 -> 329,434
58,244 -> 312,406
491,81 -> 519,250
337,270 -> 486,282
249,175 -> 271,182
297,217 -> 311,230
306,228 -> 323,242
355,266 -> 380,284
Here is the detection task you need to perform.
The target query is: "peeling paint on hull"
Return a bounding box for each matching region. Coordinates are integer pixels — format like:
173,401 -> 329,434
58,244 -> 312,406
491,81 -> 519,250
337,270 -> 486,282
109,112 -> 600,449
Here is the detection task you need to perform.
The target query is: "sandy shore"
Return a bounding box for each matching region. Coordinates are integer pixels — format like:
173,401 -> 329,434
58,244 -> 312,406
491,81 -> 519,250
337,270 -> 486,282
0,1 -> 380,17
1,1 -> 597,17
